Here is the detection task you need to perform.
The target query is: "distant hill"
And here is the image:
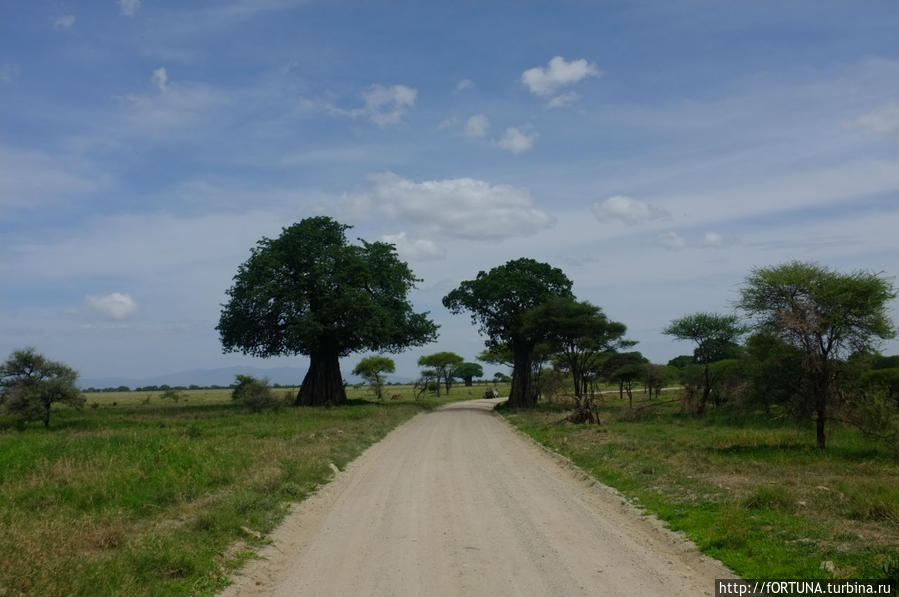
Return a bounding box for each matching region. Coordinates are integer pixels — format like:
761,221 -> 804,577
79,366 -> 415,390
79,366 -> 308,390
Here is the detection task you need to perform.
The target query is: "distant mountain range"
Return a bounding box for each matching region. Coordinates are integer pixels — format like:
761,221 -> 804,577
78,366 -> 414,390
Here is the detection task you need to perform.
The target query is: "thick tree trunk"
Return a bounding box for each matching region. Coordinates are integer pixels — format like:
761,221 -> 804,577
699,363 -> 711,415
815,379 -> 828,449
296,350 -> 347,406
508,345 -> 535,408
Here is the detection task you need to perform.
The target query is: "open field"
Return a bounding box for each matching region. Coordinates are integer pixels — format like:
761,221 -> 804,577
0,383 -> 493,597
500,392 -> 899,581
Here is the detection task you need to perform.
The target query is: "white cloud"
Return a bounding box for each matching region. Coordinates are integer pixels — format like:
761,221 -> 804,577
86,293 -> 139,320
151,67 -> 168,91
854,104 -> 899,135
380,232 -> 447,261
319,84 -> 418,126
521,56 -> 600,97
119,0 -> 141,16
497,127 -> 536,154
658,231 -> 686,250
547,91 -> 580,109
702,232 -> 725,248
352,172 -> 555,240
592,196 -> 669,225
53,15 -> 76,29
464,114 -> 489,138
455,79 -> 474,93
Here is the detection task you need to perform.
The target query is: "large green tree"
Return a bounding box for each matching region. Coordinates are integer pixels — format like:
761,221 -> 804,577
738,261 -> 896,449
523,297 -> 631,421
663,313 -> 746,414
443,258 -> 573,408
418,352 -> 464,395
453,362 -> 484,387
0,348 -> 84,428
217,217 -> 438,406
352,356 -> 395,400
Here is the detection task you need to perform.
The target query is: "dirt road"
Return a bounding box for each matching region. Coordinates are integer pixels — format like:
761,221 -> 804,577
220,399 -> 732,597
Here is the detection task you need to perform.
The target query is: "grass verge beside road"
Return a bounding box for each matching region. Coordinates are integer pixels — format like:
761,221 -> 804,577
0,385 -> 487,597
499,393 -> 898,581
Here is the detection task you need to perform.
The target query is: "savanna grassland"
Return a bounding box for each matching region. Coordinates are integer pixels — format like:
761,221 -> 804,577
500,390 -> 899,582
0,384 -> 492,597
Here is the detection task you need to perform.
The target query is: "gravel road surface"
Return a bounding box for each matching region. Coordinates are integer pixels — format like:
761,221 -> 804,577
220,398 -> 732,597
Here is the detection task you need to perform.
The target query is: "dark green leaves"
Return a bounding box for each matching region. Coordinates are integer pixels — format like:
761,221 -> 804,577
217,216 -> 438,359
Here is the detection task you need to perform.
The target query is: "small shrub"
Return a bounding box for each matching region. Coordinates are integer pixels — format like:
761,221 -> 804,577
742,486 -> 796,512
159,389 -> 183,403
232,375 -> 278,413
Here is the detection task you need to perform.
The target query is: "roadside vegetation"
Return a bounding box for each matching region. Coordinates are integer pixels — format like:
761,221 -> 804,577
0,384 -> 490,597
500,392 -> 898,581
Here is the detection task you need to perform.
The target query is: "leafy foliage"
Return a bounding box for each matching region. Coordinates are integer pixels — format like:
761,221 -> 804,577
443,258 -> 573,407
0,348 -> 84,428
217,217 -> 437,405
738,261 -> 896,448
453,362 -> 484,387
418,352 -> 463,395
352,356 -> 396,400
664,313 -> 746,414
231,374 -> 280,412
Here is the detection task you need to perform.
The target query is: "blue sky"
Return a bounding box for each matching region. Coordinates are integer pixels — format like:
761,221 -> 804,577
2,0 -> 898,382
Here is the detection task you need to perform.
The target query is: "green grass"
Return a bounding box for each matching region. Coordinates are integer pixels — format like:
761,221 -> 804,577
500,393 -> 899,581
0,384 -> 489,597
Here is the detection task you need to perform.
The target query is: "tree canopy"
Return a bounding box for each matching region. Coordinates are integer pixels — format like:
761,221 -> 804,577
0,348 -> 84,428
738,261 -> 896,448
453,362 -> 484,387
217,217 -> 438,406
663,313 -> 746,414
418,352 -> 464,395
443,258 -> 573,408
522,297 -> 631,421
352,356 -> 396,400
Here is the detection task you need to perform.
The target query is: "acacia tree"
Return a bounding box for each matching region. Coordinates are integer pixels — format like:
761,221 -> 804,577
0,348 -> 84,428
443,258 -> 573,408
523,297 -> 631,422
663,313 -> 746,414
418,352 -> 463,395
453,362 -> 483,387
738,261 -> 896,449
352,356 -> 395,400
217,217 -> 438,406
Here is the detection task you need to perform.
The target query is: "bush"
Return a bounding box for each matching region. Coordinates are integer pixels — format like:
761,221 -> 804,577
159,388 -> 183,403
0,348 -> 84,428
231,375 -> 279,413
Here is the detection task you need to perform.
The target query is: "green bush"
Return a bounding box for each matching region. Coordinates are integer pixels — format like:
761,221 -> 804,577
231,375 -> 279,413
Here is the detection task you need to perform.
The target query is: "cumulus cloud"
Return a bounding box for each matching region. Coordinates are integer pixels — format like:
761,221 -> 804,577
381,232 -> 447,261
318,84 -> 418,126
497,127 -> 536,154
151,67 -> 168,91
86,293 -> 138,320
521,56 -> 600,99
547,91 -> 580,109
53,15 -> 76,29
702,232 -> 725,248
854,104 -> 899,135
658,231 -> 686,250
592,196 -> 669,225
352,172 -> 555,240
119,0 -> 141,16
455,79 -> 474,93
464,114 -> 490,138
